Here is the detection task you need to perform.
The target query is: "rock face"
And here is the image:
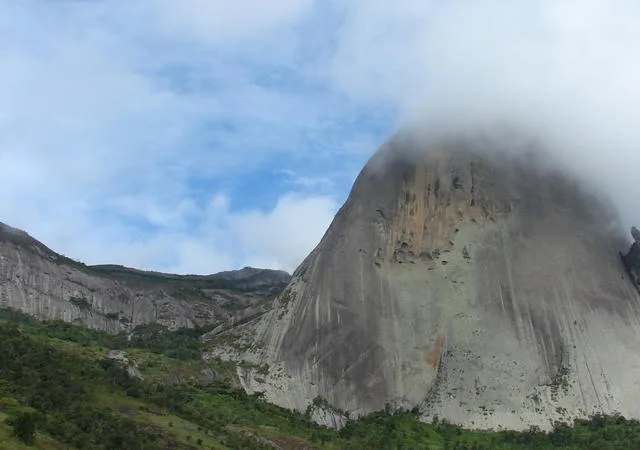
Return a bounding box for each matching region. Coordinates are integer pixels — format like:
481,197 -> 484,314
622,228 -> 640,289
0,222 -> 289,333
206,132 -> 640,430
104,349 -> 143,379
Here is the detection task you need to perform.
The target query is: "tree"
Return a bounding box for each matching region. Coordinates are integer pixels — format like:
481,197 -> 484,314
7,411 -> 39,445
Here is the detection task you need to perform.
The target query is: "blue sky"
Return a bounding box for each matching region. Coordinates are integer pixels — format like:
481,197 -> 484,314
0,0 -> 398,273
2,1 -> 640,274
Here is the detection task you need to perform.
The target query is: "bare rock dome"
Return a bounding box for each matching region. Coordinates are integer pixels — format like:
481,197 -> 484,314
207,130 -> 640,430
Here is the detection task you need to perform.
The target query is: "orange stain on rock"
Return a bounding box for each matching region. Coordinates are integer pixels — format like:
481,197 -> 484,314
424,332 -> 444,370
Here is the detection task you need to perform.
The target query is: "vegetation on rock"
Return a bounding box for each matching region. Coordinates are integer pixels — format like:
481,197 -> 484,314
1,307 -> 640,449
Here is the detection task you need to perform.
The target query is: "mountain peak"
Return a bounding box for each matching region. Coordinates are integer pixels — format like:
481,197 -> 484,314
206,132 -> 640,430
0,221 -> 289,333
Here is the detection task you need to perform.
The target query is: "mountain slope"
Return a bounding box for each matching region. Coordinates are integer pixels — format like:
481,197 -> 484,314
2,308 -> 640,449
0,222 -> 289,333
205,131 -> 640,430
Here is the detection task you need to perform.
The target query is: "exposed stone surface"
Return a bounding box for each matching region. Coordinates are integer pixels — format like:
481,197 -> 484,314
104,349 -> 128,361
206,132 -> 640,430
622,228 -> 640,290
0,222 -> 289,333
104,349 -> 143,379
309,406 -> 349,429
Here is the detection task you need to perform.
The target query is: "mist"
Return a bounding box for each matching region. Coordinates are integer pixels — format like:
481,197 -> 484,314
328,1 -> 640,232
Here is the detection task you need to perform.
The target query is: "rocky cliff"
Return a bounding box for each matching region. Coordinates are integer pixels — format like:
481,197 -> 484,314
205,131 -> 640,430
0,222 -> 289,333
622,227 -> 640,290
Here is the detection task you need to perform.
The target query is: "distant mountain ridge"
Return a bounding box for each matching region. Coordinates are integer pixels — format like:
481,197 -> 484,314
0,221 -> 289,333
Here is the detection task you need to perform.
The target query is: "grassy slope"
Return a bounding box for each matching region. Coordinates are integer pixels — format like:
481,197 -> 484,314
0,414 -> 66,450
1,308 -> 640,449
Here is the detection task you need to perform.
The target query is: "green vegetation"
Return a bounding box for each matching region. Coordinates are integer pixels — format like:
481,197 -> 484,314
6,412 -> 38,445
237,361 -> 269,376
0,220 -> 283,304
88,265 -> 283,302
205,332 -> 256,353
308,396 -> 350,419
68,296 -> 91,310
6,313 -> 213,362
0,308 -> 37,324
336,411 -> 640,449
549,367 -> 571,402
1,306 -> 640,449
0,324 -> 158,448
1,225 -> 287,319
127,323 -> 216,360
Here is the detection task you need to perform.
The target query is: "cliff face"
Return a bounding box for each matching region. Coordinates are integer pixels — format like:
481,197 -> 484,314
622,227 -> 640,290
0,222 -> 289,333
205,132 -> 640,430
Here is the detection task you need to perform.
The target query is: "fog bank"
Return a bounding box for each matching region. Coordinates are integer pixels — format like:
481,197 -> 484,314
329,1 -> 640,231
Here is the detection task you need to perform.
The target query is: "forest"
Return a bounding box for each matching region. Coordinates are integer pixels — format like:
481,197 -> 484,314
0,307 -> 639,449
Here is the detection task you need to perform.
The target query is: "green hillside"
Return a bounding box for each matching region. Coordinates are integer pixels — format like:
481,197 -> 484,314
0,308 -> 639,449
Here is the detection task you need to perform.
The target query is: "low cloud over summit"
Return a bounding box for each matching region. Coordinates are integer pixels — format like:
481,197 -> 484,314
1,1 -> 638,274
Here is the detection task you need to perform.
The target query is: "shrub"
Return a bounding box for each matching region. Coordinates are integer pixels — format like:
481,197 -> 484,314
7,411 -> 40,445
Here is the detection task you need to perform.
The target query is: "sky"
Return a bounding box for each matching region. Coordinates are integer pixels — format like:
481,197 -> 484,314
1,1 -> 639,274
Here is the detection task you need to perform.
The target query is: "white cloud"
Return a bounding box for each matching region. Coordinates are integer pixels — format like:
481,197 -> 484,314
97,193 -> 337,274
154,0 -> 314,47
4,190 -> 337,275
278,169 -> 334,189
231,193 -> 337,271
5,0 -> 639,278
0,0 -> 348,274
326,0 -> 640,228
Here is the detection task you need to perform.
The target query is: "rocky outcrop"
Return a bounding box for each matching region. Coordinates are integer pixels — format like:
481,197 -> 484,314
104,349 -> 142,379
0,222 -> 289,333
622,227 -> 640,289
205,131 -> 640,431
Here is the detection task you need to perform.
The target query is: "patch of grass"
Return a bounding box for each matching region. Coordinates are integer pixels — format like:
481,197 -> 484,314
238,361 -> 269,376
0,412 -> 68,449
93,390 -> 225,449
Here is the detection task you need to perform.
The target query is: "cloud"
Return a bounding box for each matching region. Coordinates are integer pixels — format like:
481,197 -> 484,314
4,0 -> 638,277
231,193 -> 337,271
85,192 -> 337,275
325,0 -> 640,228
0,0 -> 367,273
164,192 -> 338,274
154,0 -> 314,47
278,169 -> 334,190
